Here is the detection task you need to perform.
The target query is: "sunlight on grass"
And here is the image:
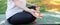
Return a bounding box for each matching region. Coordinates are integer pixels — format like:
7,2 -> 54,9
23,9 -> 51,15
42,0 -> 60,12
49,0 -> 60,5
46,8 -> 59,12
55,22 -> 60,24
51,15 -> 60,18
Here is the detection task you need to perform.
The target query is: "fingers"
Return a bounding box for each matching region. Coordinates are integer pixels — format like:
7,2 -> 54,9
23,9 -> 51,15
30,9 -> 37,13
34,12 -> 43,19
29,9 -> 43,19
39,14 -> 43,20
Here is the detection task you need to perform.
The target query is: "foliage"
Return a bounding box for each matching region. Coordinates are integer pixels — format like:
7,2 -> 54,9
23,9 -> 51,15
0,0 -> 46,14
0,0 -> 7,14
27,0 -> 46,12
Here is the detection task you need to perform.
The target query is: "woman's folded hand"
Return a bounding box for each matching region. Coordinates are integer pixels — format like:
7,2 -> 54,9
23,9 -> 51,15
34,11 -> 42,19
28,9 -> 42,19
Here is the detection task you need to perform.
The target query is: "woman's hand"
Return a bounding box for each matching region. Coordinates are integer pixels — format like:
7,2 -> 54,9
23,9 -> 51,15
34,10 -> 42,19
28,9 -> 42,19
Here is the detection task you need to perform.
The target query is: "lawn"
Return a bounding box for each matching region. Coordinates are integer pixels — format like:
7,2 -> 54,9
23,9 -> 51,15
0,0 -> 7,14
0,0 -> 60,14
0,0 -> 60,25
0,0 -> 46,14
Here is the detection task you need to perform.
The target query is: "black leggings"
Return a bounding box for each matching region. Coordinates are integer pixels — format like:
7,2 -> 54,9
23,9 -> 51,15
7,6 -> 36,24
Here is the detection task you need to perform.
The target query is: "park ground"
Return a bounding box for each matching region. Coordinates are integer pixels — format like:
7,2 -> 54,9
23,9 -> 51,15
0,12 -> 60,25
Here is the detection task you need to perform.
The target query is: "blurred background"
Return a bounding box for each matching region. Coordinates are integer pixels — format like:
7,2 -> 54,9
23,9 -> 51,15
0,0 -> 60,25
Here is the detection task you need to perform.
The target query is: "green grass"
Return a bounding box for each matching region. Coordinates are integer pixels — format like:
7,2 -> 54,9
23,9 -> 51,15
0,0 -> 45,14
0,0 -> 7,14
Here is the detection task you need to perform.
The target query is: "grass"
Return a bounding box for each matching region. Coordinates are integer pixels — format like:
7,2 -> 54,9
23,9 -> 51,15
0,0 -> 45,14
0,0 -> 7,14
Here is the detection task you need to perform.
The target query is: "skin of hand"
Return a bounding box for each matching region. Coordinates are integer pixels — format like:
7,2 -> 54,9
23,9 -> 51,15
33,4 -> 42,19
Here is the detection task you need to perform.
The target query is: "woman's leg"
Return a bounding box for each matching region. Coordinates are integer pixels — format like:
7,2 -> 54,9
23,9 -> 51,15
7,6 -> 36,25
7,11 -> 36,25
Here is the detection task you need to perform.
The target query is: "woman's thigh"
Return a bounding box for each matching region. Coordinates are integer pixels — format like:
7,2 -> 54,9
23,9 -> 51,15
7,11 -> 36,24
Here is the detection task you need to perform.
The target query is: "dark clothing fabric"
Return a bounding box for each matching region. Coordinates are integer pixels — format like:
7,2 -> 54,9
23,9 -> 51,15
7,6 -> 36,25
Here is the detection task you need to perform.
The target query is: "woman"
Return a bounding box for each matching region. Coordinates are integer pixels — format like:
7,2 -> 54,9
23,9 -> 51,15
6,0 -> 42,25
